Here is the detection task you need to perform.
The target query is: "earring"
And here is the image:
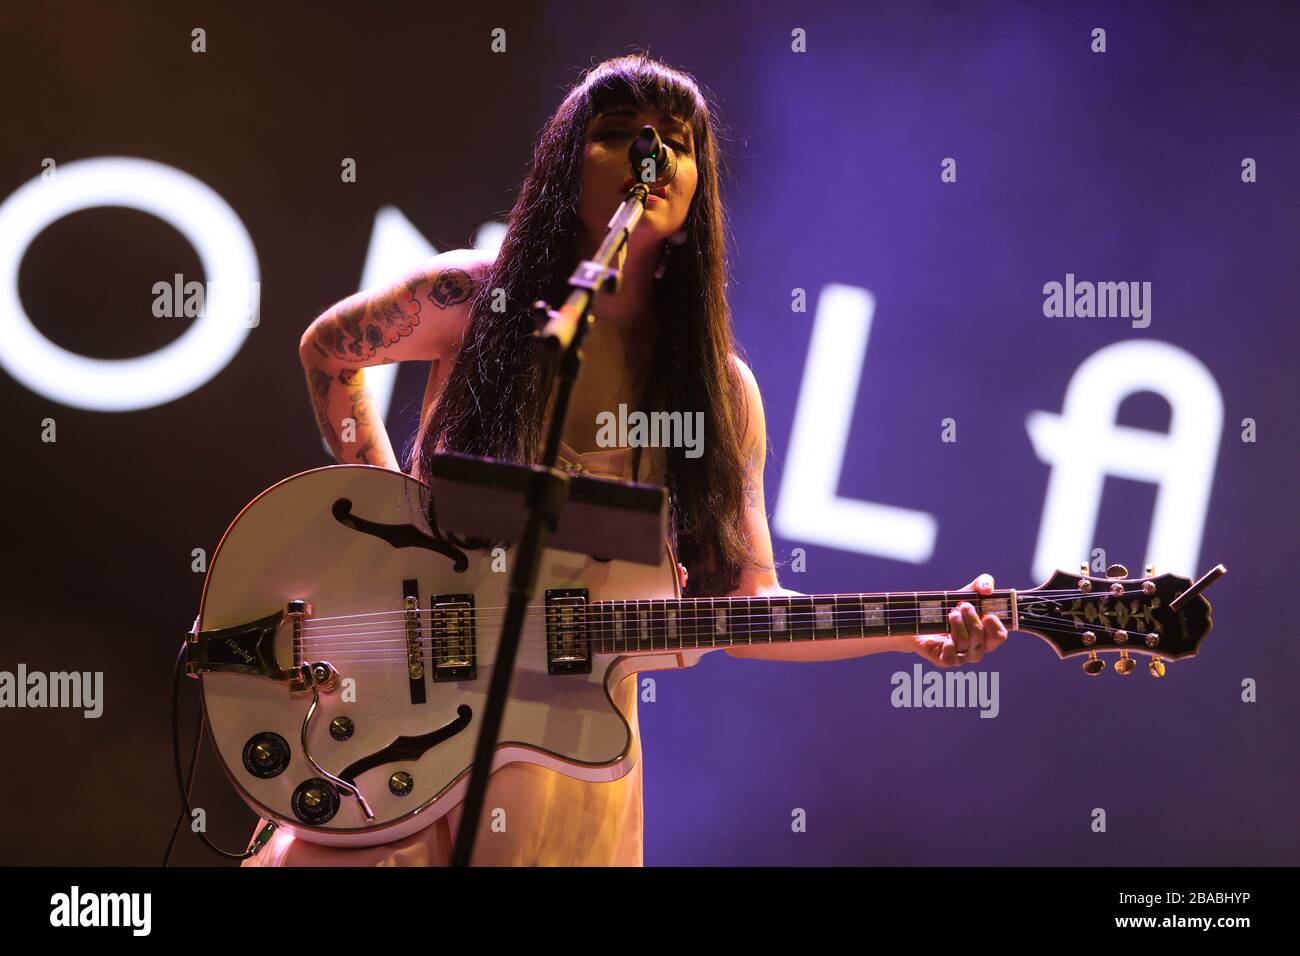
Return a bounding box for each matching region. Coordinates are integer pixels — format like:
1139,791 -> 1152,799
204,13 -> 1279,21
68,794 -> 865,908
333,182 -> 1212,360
654,226 -> 689,280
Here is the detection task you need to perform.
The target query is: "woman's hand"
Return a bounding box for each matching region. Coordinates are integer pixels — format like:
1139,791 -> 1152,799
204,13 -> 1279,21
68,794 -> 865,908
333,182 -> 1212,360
909,573 -> 1009,667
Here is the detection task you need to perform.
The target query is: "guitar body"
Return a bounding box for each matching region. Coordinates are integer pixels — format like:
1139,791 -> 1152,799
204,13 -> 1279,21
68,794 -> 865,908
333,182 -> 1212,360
195,465 -> 692,848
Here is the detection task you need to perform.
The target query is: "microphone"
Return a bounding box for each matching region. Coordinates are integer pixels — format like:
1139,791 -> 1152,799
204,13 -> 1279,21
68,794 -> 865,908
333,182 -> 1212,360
628,124 -> 677,188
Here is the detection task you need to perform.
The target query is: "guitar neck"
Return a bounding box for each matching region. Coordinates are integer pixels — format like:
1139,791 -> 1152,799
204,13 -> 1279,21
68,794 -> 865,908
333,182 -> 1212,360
587,590 -> 1018,654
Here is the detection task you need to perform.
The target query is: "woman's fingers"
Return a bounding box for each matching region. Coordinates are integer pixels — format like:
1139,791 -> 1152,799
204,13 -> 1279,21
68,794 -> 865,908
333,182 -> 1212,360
961,603 -> 985,662
916,636 -> 948,666
947,604 -> 970,658
920,574 -> 1008,667
984,612 -> 1009,653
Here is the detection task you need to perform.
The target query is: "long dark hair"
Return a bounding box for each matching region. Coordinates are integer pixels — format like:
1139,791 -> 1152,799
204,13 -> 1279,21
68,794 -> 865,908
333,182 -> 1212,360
410,53 -> 759,596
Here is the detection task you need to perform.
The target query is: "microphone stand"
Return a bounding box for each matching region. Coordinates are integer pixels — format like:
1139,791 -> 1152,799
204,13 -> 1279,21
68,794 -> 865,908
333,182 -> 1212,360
450,166 -> 657,866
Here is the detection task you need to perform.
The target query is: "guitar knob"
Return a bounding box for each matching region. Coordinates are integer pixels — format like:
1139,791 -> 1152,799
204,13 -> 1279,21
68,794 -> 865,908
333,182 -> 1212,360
1148,659 -> 1167,678
1114,651 -> 1136,675
1082,652 -> 1105,676
291,778 -> 340,824
389,771 -> 414,796
242,732 -> 290,779
1106,564 -> 1129,579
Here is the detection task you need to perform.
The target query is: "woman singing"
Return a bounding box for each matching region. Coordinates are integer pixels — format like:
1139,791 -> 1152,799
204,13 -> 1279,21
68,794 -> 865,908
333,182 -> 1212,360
247,53 -> 1007,867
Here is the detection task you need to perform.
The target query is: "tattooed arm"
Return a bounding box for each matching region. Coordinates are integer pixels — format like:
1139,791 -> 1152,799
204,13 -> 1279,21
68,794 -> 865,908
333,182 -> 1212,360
299,248 -> 487,468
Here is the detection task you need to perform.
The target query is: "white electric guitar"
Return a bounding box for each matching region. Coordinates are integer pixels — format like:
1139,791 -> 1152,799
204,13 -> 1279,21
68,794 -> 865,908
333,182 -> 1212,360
187,464 -> 1221,848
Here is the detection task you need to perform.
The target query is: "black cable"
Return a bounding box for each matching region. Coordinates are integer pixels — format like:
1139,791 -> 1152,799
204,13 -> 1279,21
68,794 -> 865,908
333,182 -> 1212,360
162,641 -> 202,864
164,638 -> 263,863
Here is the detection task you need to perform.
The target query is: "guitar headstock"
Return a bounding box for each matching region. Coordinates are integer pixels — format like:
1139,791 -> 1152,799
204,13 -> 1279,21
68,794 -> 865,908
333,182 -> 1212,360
1017,563 -> 1224,676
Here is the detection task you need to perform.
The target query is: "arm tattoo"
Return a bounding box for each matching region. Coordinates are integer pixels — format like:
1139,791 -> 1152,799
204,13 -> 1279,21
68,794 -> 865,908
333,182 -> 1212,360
427,268 -> 473,309
309,367 -> 332,404
344,371 -> 380,463
309,367 -> 340,451
311,269 -> 473,363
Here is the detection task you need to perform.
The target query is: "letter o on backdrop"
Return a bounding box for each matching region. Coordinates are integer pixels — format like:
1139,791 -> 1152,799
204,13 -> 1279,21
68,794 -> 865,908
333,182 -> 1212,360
0,156 -> 258,411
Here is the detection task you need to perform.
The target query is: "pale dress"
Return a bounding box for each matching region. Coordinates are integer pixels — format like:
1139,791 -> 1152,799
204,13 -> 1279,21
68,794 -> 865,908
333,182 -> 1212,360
241,441 -> 665,867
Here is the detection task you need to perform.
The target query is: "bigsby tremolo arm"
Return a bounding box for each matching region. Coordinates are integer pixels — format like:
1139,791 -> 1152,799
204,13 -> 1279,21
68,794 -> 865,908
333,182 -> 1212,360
186,600 -> 326,694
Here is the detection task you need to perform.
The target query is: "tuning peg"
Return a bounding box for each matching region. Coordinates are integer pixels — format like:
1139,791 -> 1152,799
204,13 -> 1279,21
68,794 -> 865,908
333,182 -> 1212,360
1148,659 -> 1167,678
1082,651 -> 1105,676
1106,564 -> 1129,579
1114,650 -> 1136,675
1144,564 -> 1155,577
1080,562 -> 1090,576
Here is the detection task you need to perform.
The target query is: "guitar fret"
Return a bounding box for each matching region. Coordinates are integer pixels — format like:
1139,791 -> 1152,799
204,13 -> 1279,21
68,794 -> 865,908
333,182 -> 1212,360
813,596 -> 837,638
735,598 -> 754,645
725,598 -> 743,645
790,596 -> 814,642
771,595 -> 791,641
980,594 -> 1010,620
885,592 -> 913,637
861,597 -> 886,636
835,594 -> 861,638
919,593 -> 945,628
592,601 -> 606,653
651,599 -> 667,651
692,598 -> 708,647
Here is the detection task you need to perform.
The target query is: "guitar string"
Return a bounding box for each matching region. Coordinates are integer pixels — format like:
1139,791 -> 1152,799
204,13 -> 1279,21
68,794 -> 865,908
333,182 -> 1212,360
297,588 -> 1151,646
307,621 -> 1161,670
298,587 -> 1141,630
298,604 -> 1158,654
294,614 -> 1158,666
301,612 -> 1147,654
299,609 -> 1148,652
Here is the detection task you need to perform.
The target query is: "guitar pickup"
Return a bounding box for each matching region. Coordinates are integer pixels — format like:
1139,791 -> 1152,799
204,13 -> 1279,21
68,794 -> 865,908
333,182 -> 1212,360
430,595 -> 476,682
545,589 -> 591,675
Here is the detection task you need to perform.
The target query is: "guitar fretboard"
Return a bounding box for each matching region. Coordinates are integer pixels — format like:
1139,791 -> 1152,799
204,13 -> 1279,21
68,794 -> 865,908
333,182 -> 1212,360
582,591 -> 1017,654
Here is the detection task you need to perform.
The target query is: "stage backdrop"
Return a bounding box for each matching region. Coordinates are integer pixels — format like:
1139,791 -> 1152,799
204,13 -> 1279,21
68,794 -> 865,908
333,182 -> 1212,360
0,0 -> 1296,865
